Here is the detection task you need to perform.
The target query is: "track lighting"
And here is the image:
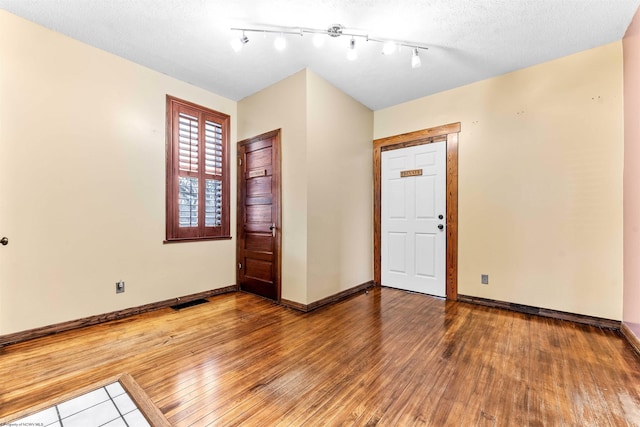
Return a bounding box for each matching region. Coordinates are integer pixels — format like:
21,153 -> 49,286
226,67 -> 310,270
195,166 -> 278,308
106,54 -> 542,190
411,48 -> 421,69
230,32 -> 249,52
230,23 -> 428,69
347,37 -> 357,61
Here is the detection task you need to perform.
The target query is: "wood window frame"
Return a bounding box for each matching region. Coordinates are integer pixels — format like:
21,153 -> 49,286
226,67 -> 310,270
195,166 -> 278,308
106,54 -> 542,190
165,95 -> 231,243
373,122 -> 460,300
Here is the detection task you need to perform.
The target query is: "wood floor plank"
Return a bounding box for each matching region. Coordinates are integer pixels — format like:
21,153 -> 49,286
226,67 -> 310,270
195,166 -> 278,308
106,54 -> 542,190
438,305 -> 506,426
1,288 -> 639,426
526,316 -> 560,427
469,309 -> 517,426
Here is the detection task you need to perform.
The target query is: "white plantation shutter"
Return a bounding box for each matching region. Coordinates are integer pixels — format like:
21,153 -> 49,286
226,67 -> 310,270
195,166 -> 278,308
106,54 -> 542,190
166,96 -> 230,240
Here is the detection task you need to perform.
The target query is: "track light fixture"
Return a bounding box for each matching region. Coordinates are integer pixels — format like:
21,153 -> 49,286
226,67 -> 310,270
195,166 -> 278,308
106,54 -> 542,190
274,33 -> 287,51
347,37 -> 357,61
230,31 -> 249,52
411,48 -> 421,69
230,23 -> 427,69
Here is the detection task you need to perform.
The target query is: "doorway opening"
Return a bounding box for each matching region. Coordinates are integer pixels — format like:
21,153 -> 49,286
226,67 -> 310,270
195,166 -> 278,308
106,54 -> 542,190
237,129 -> 282,301
373,122 -> 460,300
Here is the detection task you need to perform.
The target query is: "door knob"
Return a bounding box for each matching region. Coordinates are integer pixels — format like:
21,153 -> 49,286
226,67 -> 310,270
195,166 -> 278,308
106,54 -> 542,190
269,223 -> 275,237
437,224 -> 444,230
0,237 -> 8,246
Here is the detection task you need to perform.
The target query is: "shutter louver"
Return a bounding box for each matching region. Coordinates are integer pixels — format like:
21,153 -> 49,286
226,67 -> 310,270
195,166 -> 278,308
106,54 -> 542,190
178,113 -> 199,172
205,120 -> 223,176
205,179 -> 222,226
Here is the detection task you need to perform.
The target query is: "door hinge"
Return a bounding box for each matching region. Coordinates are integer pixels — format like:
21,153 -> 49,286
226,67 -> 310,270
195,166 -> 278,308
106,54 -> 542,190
238,263 -> 242,269
238,157 -> 242,166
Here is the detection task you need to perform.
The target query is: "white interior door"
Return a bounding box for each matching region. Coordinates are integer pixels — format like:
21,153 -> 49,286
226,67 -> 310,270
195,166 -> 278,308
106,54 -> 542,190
381,141 -> 446,297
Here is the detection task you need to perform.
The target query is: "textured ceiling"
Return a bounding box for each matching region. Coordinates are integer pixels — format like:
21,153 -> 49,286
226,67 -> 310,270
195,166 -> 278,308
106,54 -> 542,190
1,0 -> 639,110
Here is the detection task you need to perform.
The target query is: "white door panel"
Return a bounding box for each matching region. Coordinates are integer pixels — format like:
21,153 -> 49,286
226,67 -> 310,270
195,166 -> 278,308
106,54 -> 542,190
415,175 -> 436,218
415,151 -> 436,167
415,233 -> 436,277
388,179 -> 407,219
381,141 -> 446,297
388,232 -> 408,274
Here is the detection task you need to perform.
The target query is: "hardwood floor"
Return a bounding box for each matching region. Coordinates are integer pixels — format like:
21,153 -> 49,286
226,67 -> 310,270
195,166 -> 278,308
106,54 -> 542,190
1,287 -> 639,426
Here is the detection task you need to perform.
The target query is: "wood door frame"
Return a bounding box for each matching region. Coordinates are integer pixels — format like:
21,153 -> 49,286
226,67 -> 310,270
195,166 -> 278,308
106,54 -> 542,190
374,122 -> 460,300
236,129 -> 282,302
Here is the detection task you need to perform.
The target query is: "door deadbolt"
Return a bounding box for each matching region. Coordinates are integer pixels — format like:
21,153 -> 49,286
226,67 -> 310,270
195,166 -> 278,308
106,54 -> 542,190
438,214 -> 444,220
0,237 -> 8,246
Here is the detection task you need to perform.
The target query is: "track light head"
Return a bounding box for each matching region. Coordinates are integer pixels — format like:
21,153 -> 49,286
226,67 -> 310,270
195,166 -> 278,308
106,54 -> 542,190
274,33 -> 287,51
411,48 -> 421,69
230,33 -> 249,52
347,37 -> 357,61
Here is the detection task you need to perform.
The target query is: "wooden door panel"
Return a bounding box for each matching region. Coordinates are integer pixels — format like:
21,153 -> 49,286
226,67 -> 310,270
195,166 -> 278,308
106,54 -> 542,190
246,147 -> 272,168
241,279 -> 277,300
242,249 -> 272,261
246,196 -> 273,206
244,223 -> 273,233
247,176 -> 272,196
237,130 -> 281,302
245,234 -> 272,252
245,259 -> 273,282
246,205 -> 272,223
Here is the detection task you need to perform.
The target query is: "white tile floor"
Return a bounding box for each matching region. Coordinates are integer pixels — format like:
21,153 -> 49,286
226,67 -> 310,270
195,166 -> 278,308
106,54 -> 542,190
9,381 -> 151,427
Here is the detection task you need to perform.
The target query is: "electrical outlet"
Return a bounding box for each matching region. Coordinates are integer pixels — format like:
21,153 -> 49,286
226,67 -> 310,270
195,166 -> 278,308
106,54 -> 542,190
116,281 -> 125,293
481,274 -> 489,285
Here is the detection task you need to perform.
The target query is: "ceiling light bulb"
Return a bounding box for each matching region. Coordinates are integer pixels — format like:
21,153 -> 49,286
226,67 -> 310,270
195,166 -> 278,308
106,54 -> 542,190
347,38 -> 357,61
274,34 -> 287,51
313,33 -> 325,48
411,48 -> 421,69
230,37 -> 243,52
382,41 -> 396,55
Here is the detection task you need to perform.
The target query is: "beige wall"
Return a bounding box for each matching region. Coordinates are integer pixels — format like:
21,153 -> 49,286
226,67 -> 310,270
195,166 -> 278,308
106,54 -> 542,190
238,69 -> 373,305
238,70 -> 309,303
375,42 -> 624,320
0,11 -> 237,335
306,71 -> 373,302
624,7 -> 640,338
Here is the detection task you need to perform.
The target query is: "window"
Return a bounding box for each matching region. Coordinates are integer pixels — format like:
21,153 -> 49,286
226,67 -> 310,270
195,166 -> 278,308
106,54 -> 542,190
166,96 -> 230,241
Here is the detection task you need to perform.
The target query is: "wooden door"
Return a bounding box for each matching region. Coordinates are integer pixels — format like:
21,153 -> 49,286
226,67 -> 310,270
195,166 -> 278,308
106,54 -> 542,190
237,130 -> 281,301
381,141 -> 446,297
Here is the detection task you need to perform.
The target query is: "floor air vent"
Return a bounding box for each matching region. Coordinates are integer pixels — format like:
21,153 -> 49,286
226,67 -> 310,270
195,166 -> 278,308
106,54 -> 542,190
170,298 -> 209,311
